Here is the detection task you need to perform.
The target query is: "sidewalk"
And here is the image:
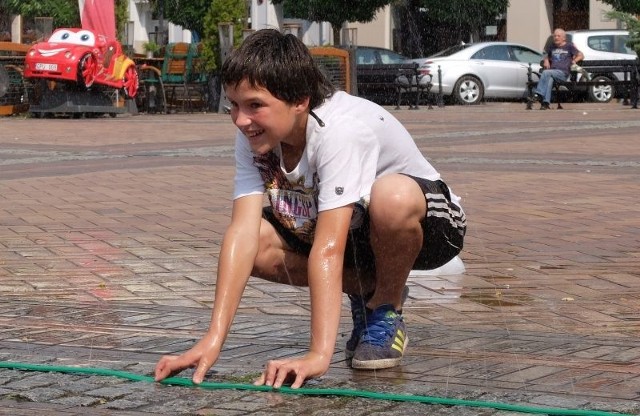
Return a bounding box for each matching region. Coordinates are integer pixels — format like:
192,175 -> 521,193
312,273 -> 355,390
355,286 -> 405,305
1,102 -> 639,415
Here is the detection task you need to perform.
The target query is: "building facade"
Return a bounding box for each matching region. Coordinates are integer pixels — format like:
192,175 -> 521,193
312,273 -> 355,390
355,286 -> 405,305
506,0 -> 620,51
264,0 -> 624,54
2,0 -> 626,55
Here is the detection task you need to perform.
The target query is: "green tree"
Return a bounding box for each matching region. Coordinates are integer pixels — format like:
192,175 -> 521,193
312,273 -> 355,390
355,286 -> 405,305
4,0 -> 80,28
201,0 -> 247,72
420,0 -> 509,43
147,0 -> 211,38
599,0 -> 640,14
271,0 -> 395,45
603,0 -> 640,56
607,11 -> 640,55
5,0 -> 130,42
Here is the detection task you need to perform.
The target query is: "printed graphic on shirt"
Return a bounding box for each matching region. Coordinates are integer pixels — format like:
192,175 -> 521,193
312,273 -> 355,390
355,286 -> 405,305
253,151 -> 319,243
550,47 -> 570,62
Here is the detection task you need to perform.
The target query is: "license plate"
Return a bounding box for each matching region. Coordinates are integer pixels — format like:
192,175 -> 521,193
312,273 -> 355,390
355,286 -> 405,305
35,63 -> 58,71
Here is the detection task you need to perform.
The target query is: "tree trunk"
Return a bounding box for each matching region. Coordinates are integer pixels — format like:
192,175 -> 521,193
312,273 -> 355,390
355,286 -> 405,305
397,0 -> 424,57
332,24 -> 341,46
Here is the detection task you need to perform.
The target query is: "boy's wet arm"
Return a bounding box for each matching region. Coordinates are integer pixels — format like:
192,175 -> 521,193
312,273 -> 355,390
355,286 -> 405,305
210,195 -> 264,335
307,206 -> 354,359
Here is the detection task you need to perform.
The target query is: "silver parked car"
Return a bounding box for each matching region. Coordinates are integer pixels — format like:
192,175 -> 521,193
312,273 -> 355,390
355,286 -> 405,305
410,42 -> 543,105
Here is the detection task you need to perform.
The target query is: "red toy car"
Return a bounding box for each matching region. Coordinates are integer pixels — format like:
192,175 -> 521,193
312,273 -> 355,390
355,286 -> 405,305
24,28 -> 138,98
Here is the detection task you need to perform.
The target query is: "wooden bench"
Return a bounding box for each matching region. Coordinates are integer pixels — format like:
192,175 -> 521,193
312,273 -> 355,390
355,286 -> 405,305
526,59 -> 639,109
357,62 -> 433,109
139,42 -> 208,113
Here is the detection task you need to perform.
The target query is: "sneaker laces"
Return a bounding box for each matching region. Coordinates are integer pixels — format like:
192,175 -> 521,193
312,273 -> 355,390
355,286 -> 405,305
360,310 -> 398,347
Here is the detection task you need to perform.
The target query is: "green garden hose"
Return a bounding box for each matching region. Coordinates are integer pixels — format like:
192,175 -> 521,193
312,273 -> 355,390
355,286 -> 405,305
0,361 -> 631,416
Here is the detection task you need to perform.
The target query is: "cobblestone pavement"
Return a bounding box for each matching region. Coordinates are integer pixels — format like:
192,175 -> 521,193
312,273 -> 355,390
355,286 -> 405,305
1,101 -> 639,415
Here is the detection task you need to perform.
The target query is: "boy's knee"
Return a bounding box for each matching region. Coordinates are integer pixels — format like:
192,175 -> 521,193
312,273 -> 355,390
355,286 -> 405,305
370,175 -> 425,221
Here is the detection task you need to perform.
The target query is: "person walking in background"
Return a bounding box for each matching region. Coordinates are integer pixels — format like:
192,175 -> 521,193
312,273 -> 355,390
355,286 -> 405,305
529,28 -> 584,109
154,29 -> 466,389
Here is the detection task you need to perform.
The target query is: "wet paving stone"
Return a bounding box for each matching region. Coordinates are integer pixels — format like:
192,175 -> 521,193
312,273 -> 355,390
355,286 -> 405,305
2,107 -> 640,414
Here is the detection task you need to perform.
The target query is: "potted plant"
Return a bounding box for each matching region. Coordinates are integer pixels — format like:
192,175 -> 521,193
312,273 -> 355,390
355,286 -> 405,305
143,41 -> 160,58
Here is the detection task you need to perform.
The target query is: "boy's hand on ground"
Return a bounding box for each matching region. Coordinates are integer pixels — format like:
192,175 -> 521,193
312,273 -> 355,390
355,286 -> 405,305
154,335 -> 221,384
253,351 -> 330,389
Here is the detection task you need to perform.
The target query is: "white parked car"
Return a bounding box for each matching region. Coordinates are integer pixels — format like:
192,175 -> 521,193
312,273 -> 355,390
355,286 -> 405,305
410,42 -> 543,105
565,29 -> 637,103
566,29 -> 636,60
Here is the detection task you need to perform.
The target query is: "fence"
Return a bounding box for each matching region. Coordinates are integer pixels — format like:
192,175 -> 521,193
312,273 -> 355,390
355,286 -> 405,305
309,47 -> 355,95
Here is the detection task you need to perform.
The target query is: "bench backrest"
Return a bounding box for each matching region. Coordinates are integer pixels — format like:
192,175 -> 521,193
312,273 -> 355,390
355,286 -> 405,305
357,63 -> 419,84
162,42 -> 192,84
580,59 -> 638,68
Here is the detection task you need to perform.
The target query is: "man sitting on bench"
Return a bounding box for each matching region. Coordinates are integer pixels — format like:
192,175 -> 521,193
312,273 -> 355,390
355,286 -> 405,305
529,28 -> 584,110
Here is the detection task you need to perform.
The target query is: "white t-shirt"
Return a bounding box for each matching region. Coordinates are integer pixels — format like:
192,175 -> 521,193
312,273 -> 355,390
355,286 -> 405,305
233,91 -> 447,244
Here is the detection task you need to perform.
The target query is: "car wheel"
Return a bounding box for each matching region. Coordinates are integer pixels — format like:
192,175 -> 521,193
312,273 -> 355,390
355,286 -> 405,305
453,75 -> 483,105
78,53 -> 96,89
122,65 -> 139,98
588,76 -> 613,103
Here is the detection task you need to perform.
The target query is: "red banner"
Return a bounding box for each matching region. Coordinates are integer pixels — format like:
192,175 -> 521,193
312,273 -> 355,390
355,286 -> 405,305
78,0 -> 116,39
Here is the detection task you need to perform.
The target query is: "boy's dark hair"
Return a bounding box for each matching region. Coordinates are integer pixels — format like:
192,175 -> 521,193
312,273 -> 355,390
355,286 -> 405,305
221,29 -> 335,110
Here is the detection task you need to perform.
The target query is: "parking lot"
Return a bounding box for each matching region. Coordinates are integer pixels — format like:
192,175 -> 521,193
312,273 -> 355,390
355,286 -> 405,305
1,101 -> 640,415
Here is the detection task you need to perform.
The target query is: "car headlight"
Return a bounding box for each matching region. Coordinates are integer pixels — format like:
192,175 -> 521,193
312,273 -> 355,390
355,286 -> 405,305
65,51 -> 73,59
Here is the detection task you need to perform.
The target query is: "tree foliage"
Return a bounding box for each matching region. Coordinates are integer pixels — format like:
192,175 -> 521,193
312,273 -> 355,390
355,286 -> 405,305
271,0 -> 395,44
201,0 -> 247,71
5,0 -> 129,41
147,0 -> 211,38
115,0 -> 129,44
4,0 -> 80,28
607,11 -> 640,54
420,0 -> 509,42
599,0 -> 640,15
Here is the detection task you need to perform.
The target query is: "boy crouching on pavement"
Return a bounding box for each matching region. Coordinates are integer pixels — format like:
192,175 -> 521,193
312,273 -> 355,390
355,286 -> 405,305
154,29 -> 466,389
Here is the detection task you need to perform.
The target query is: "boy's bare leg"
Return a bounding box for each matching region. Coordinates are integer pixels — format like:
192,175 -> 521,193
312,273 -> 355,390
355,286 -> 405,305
251,219 -> 376,294
250,220 -> 309,286
366,174 -> 426,311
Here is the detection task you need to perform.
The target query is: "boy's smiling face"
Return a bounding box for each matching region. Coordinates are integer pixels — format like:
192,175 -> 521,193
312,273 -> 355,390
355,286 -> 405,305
226,79 -> 309,155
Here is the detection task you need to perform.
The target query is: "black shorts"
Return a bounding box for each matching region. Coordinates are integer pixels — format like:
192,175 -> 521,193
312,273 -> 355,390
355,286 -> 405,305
263,176 -> 466,273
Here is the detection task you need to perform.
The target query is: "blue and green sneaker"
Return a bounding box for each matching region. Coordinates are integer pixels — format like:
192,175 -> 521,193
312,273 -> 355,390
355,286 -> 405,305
351,304 -> 408,370
345,286 -> 409,361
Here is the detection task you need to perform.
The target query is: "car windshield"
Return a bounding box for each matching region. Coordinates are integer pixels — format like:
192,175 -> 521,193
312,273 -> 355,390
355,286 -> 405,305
356,47 -> 407,64
430,43 -> 472,58
511,46 -> 542,63
587,34 -> 633,54
48,29 -> 96,47
471,45 -> 510,61
379,50 -> 407,63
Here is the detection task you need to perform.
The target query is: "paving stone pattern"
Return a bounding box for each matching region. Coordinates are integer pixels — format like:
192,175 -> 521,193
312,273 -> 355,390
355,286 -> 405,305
1,103 -> 639,415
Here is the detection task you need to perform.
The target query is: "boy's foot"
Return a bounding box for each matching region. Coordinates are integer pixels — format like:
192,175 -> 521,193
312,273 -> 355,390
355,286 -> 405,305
540,102 -> 550,110
345,286 -> 409,359
351,304 -> 407,370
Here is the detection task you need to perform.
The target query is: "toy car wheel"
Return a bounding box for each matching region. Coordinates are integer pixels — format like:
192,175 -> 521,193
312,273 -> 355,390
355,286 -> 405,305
453,75 -> 484,105
78,53 -> 96,89
588,75 -> 614,103
122,65 -> 139,98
